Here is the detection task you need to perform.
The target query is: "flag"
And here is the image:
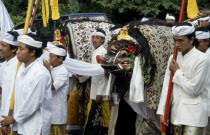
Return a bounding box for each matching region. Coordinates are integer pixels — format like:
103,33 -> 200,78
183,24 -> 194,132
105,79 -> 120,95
0,0 -> 14,40
187,0 -> 199,18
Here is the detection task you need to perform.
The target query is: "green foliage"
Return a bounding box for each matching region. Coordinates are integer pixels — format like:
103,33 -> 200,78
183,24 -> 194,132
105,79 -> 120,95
59,0 -> 79,15
91,0 -> 180,17
1,0 -> 80,26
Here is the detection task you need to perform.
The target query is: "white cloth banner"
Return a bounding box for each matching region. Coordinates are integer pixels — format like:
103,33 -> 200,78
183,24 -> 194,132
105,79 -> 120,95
39,50 -> 105,77
0,0 -> 14,40
129,55 -> 144,103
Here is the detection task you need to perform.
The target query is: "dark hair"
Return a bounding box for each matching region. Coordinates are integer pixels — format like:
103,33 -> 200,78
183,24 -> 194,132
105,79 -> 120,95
195,26 -> 209,32
25,33 -> 43,58
7,31 -> 19,52
96,28 -> 106,36
56,45 -> 67,61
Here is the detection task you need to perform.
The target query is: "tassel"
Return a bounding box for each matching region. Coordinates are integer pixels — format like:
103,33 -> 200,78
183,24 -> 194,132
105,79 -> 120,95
50,0 -> 60,20
45,0 -> 49,23
42,0 -> 47,27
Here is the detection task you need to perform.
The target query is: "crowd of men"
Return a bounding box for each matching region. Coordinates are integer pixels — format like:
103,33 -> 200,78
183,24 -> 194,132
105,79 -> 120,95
0,13 -> 209,135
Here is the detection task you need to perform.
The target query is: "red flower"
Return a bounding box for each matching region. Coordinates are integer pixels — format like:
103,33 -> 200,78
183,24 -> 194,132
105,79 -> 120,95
128,46 -> 135,52
60,38 -> 65,44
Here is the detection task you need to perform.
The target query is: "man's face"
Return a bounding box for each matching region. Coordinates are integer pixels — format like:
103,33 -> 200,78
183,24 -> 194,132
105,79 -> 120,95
49,53 -> 62,67
16,42 -> 33,63
200,20 -> 209,27
91,35 -> 104,49
166,19 -> 175,24
197,39 -> 209,53
173,36 -> 194,55
1,41 -> 15,60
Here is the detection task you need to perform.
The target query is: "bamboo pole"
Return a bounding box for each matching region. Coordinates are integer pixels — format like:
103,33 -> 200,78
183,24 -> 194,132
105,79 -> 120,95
24,0 -> 34,34
161,0 -> 186,134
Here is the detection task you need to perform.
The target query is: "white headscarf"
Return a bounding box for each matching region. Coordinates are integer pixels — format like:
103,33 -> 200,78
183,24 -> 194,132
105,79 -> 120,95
92,30 -> 106,38
2,32 -> 18,46
47,42 -> 66,56
198,16 -> 210,21
18,35 -> 42,48
141,17 -> 149,22
172,24 -> 195,36
14,28 -> 36,35
195,31 -> 210,39
165,13 -> 175,21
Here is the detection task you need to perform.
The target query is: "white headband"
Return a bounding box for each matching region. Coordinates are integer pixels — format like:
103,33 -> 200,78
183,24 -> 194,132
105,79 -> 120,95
141,17 -> 149,22
92,31 -> 106,38
48,46 -> 66,56
172,25 -> 195,36
111,28 -> 121,35
2,33 -> 18,46
14,28 -> 36,35
195,31 -> 210,39
18,35 -> 42,48
46,42 -> 56,50
166,14 -> 175,21
198,16 -> 210,21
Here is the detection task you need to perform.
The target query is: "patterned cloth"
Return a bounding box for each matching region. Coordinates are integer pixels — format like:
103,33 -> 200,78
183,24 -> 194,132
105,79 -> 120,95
65,19 -> 114,62
67,90 -> 79,125
84,99 -> 103,135
84,99 -> 111,135
61,19 -> 114,126
49,124 -> 66,135
138,25 -> 174,109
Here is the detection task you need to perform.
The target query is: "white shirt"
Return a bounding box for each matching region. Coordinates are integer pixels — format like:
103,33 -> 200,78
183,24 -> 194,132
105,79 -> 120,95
205,48 -> 210,116
13,60 -> 52,135
51,64 -> 69,124
0,56 -> 18,121
90,45 -> 108,100
157,47 -> 209,127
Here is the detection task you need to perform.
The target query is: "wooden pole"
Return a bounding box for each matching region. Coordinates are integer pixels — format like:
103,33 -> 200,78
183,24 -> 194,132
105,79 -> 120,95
161,0 -> 186,134
30,0 -> 40,28
24,0 -> 34,34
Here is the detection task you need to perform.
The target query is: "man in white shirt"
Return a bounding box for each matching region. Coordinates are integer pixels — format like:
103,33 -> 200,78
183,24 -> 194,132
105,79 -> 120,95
84,28 -> 110,135
195,27 -> 210,135
43,42 -> 69,135
157,22 -> 210,135
1,33 -> 52,135
0,31 -> 19,135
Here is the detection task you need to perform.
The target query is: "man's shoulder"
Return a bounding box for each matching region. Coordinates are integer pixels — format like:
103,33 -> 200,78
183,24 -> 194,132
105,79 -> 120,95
193,48 -> 207,59
32,61 -> 51,77
52,64 -> 68,75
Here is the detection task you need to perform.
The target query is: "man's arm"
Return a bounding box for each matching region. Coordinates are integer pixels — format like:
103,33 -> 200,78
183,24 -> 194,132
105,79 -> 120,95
172,58 -> 209,96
